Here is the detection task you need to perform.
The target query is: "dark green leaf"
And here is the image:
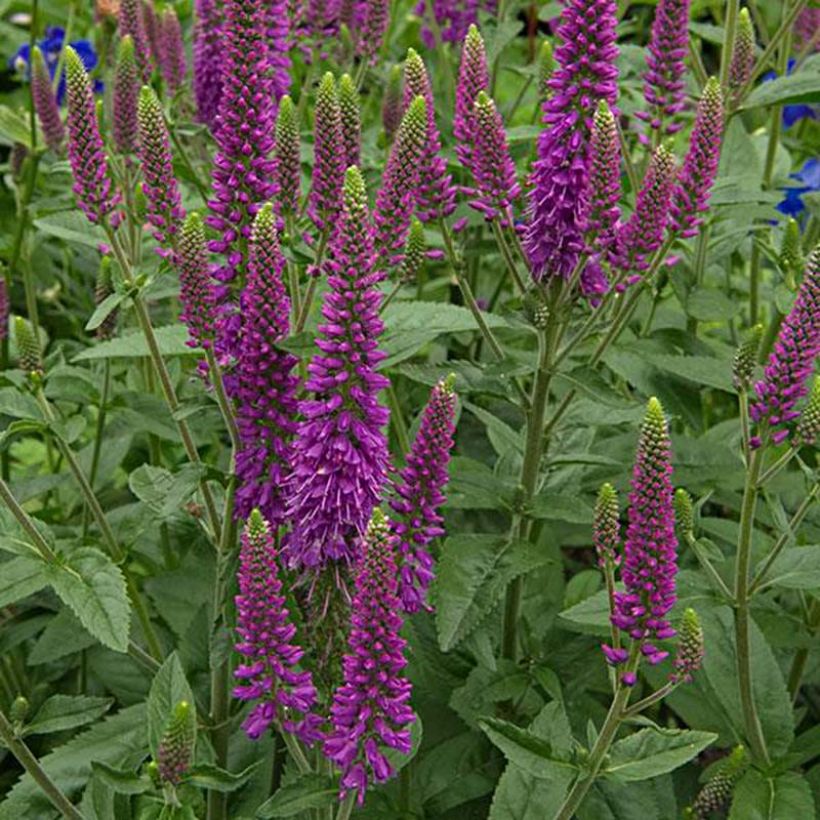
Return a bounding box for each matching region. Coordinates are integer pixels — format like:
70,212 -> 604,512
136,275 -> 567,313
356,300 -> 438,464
22,695 -> 113,737
128,464 -> 205,519
0,554 -> 49,608
90,761 -> 153,795
757,546 -> 820,590
186,762 -> 260,792
73,325 -> 201,361
729,770 -> 815,819
85,292 -> 127,332
256,774 -> 338,818
147,652 -> 195,758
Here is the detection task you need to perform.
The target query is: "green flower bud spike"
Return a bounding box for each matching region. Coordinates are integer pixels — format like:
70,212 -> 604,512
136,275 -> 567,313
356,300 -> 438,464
672,607 -> 704,683
156,700 -> 196,786
400,218 -> 426,284
732,323 -> 763,391
674,488 -> 694,539
796,376 -> 820,445
779,217 -> 804,290
14,317 -> 42,378
688,745 -> 748,819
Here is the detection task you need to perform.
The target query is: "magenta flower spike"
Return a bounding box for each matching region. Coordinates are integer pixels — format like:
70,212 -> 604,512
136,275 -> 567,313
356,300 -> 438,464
454,25 -> 489,175
403,49 -> 456,222
233,510 -> 318,741
382,64 -> 403,142
338,74 -> 361,170
65,47 -> 119,226
266,0 -> 292,101
156,701 -> 195,786
374,96 -> 428,267
177,213 -> 216,350
142,1 -> 162,66
417,0 -> 489,50
234,204 -> 299,528
308,72 -> 345,231
523,0 -> 619,292
635,0 -> 691,141
604,397 -> 678,680
357,0 -> 390,62
137,86 -> 186,254
113,36 -> 139,155
729,9 -> 755,95
287,168 -> 390,569
671,608 -> 703,684
158,7 -> 187,94
794,9 -> 820,53
389,376 -> 457,613
31,46 -> 65,152
670,77 -> 724,238
324,509 -> 415,805
468,92 -> 520,223
275,95 -> 301,216
119,0 -> 153,82
193,0 -> 224,129
750,245 -> 820,448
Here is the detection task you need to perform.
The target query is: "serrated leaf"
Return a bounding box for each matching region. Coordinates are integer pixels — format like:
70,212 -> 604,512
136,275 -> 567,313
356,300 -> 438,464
90,761 -> 153,795
147,652 -> 195,758
756,546 -> 820,590
128,463 -> 204,519
72,325 -> 201,361
604,728 -> 717,782
34,210 -> 106,248
186,762 -> 260,792
558,587 -> 617,634
256,773 -> 338,818
743,69 -> 820,110
28,609 -> 97,665
529,492 -> 594,524
0,387 -> 44,421
22,695 -> 113,737
729,770 -> 815,819
435,535 -> 553,651
45,548 -> 131,653
85,292 -> 127,332
0,554 -> 49,608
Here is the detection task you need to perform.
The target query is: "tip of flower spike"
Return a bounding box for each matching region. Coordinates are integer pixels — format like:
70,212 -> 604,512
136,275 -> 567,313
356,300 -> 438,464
343,165 -> 367,208
173,700 -> 191,720
738,7 -> 752,30
405,94 -> 427,124
474,90 -> 493,109
138,84 -> 160,111
597,482 -> 618,506
182,211 -> 204,238
318,71 -> 336,97
339,73 -> 356,96
64,45 -> 87,80
252,202 -> 277,234
369,507 -> 387,528
674,489 -> 694,535
441,373 -> 457,393
595,100 -> 615,122
31,45 -> 46,72
247,508 -> 269,538
703,76 -> 722,101
645,396 -> 666,426
117,33 -> 135,61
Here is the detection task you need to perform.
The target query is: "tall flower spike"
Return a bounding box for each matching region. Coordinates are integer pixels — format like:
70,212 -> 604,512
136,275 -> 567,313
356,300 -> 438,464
732,323 -> 763,391
750,245 -> 820,447
673,488 -> 694,539
400,218 -> 426,284
95,258 -> 118,341
729,9 -> 755,96
15,317 -> 42,376
177,213 -> 216,349
193,0 -> 223,129
468,92 -> 520,223
382,64 -> 403,142
537,39 -> 555,104
266,0 -> 292,101
338,74 -> 361,170
234,511 -> 318,741
275,95 -> 301,216
65,47 -> 119,226
137,86 -> 185,255
156,701 -> 195,786
308,72 -> 345,231
159,7 -> 187,94
234,204 -> 299,527
454,24 -> 489,174
779,217 -> 803,287
358,0 -> 390,62
792,8 -> 820,54
611,397 -> 678,673
31,47 -> 64,152
523,0 -> 619,290
613,143 -> 677,280
670,77 -> 724,238
287,168 -> 390,568
390,375 -> 457,612
119,0 -> 152,82
671,607 -> 703,683
796,377 -> 820,446
324,509 -> 415,804
635,0 -> 691,141
142,1 -> 162,66
689,746 -> 748,819
403,49 -> 456,222
374,96 -> 427,267
593,482 -> 620,567
113,36 -> 139,155
585,101 -> 621,256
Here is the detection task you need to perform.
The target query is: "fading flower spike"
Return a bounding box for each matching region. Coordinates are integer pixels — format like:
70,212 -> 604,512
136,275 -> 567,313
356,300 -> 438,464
454,24 -> 489,174
275,95 -> 301,216
113,36 -> 139,155
193,0 -> 223,129
390,375 -> 457,612
308,72 -> 345,231
537,39 -> 555,104
593,482 -> 620,567
119,0 -> 152,82
750,244 -> 820,447
689,746 -> 749,820
671,607 -> 703,683
338,74 -> 361,170
177,213 -> 216,349
382,64 -> 403,142
732,323 -> 763,391
324,509 -> 415,805
159,7 -> 187,94
15,317 -> 42,376
137,85 -> 185,253
95,257 -> 118,341
233,510 -> 318,742
673,488 -> 694,539
400,218 -> 426,284
156,701 -> 195,786
670,77 -> 724,238
729,9 -> 755,96
31,46 -> 64,152
795,377 -> 820,445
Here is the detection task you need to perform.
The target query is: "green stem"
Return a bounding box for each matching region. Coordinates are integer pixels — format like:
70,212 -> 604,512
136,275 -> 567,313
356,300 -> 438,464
0,477 -> 59,563
757,447 -> 797,487
169,128 -> 210,206
205,349 -> 240,452
295,230 -> 330,333
279,725 -> 313,774
490,220 -> 527,294
379,280 -> 403,314
719,0 -> 741,90
623,681 -> 677,718
688,535 -> 733,600
83,359 -> 111,537
688,38 -> 709,88
386,386 -> 412,456
686,227 -> 710,336
0,709 -> 84,820
335,793 -> 357,820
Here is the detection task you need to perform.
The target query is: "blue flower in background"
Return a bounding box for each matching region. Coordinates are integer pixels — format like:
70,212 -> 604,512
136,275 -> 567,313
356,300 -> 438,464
777,158 -> 820,221
762,59 -> 819,128
9,26 -> 100,104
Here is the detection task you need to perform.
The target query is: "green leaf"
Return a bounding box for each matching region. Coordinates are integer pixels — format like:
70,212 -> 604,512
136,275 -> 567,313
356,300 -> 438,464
558,587 -> 616,634
435,535 -> 553,651
128,464 -> 205,519
22,695 -> 113,737
73,325 -> 201,361
685,290 -> 743,324
729,770 -> 815,819
757,546 -> 820,590
28,609 -> 97,665
186,762 -> 260,792
147,652 -> 195,758
604,727 -> 717,782
642,353 -> 736,393
0,554 -> 49,608
743,69 -> 820,110
85,292 -> 127,332
256,774 -> 338,818
529,492 -> 594,524
579,775 -> 678,820
464,402 -> 522,456
46,548 -> 131,653
34,211 -> 106,248
484,19 -> 524,65
90,761 -> 153,795
0,105 -> 39,147
0,387 -> 44,421
446,456 -> 512,511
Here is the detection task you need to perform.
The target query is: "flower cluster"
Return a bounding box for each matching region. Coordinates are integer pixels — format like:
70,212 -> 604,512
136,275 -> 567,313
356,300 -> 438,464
113,36 -> 139,155
193,0 -> 224,129
307,72 -> 345,231
158,7 -> 187,94
177,213 -> 216,350
416,0 -> 494,51
275,95 -> 301,216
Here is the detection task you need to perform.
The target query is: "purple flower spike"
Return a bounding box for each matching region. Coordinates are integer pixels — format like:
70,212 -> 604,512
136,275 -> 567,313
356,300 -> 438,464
374,95 -> 428,267
338,74 -> 361,170
612,397 -> 678,648
193,0 -> 223,129
234,510 -> 318,742
670,77 -> 724,238
287,167 -> 390,569
454,25 -> 489,176
358,0 -> 390,62
119,0 -> 152,82
266,0 -> 292,101
585,101 -> 621,256
523,0 -> 619,290
750,245 -> 820,448
308,72 -> 345,231
324,509 -> 415,806
156,701 -> 195,786
635,0 -> 691,141
382,65 -> 403,142
403,49 -> 456,222
31,46 -> 64,152
65,47 -> 119,226
137,86 -> 185,254
390,375 -> 457,613
729,9 -> 755,95
142,1 -> 162,66
113,36 -> 139,155
159,7 -> 187,94
275,95 -> 301,216
234,204 -> 299,528
417,0 -> 491,49
177,213 -> 216,349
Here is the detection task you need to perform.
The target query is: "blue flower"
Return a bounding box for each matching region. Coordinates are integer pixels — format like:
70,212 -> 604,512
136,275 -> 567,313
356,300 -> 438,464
762,59 -> 819,128
777,158 -> 820,222
9,25 -> 99,104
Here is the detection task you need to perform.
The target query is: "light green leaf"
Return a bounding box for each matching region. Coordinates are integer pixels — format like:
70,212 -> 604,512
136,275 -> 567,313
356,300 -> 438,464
757,546 -> 820,590
128,464 -> 204,519
73,325 -> 201,361
85,292 -> 127,332
90,761 -> 152,795
729,770 -> 815,819
558,587 -> 616,634
604,728 -> 717,782
34,211 -> 106,248
186,762 -> 259,793
0,105 -> 38,147
0,555 -> 49,608
743,70 -> 820,110
147,652 -> 195,758
256,774 -> 338,818
22,695 -> 113,737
